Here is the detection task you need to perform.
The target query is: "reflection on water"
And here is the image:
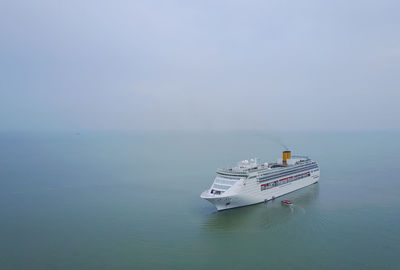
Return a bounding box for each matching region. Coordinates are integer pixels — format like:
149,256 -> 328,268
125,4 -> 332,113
202,184 -> 320,232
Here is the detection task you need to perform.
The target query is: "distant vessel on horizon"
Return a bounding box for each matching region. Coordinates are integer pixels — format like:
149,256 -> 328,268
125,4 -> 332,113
200,151 -> 320,211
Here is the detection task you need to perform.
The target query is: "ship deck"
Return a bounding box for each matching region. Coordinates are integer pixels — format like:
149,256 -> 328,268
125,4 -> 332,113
217,158 -> 314,177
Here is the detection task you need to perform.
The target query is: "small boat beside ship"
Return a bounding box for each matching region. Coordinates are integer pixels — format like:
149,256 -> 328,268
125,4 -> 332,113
281,200 -> 293,205
200,151 -> 320,211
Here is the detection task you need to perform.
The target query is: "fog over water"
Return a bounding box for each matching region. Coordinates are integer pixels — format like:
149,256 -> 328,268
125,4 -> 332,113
1,0 -> 400,131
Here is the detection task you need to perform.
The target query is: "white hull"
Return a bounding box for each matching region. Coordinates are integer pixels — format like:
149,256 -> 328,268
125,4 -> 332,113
201,172 -> 320,211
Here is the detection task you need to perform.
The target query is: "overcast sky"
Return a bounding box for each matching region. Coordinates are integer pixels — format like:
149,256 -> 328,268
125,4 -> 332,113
1,0 -> 399,131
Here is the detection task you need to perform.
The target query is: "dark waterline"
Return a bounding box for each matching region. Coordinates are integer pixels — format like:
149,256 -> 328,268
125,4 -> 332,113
0,131 -> 399,270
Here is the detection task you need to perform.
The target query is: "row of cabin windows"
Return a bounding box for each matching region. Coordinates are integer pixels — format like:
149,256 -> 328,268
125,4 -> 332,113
258,164 -> 318,181
258,163 -> 316,177
216,174 -> 243,180
214,178 -> 237,185
212,184 -> 230,190
260,171 -> 311,191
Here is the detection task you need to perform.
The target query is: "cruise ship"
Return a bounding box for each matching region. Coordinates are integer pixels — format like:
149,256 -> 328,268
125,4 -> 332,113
200,151 -> 320,211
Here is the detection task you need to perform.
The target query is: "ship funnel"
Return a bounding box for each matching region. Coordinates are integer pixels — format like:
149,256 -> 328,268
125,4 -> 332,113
282,151 -> 291,165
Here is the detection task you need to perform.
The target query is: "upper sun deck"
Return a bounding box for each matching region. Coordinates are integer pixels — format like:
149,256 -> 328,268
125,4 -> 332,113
216,156 -> 312,177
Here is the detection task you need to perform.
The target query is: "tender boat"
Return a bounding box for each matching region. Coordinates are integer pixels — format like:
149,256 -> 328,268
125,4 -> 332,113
281,200 -> 293,205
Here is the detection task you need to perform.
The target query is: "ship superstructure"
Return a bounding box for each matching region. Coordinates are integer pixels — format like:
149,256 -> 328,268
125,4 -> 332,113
200,151 -> 320,211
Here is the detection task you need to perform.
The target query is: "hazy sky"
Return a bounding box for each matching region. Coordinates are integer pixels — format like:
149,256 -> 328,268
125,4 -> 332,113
1,0 -> 399,131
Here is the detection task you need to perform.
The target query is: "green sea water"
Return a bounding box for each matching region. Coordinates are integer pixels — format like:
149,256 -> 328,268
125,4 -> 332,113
0,131 -> 399,270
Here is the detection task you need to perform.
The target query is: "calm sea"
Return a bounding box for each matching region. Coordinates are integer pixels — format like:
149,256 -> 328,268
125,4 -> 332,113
1,131 -> 399,270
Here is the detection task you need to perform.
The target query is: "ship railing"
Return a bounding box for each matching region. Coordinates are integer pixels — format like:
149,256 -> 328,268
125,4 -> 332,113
291,155 -> 310,159
216,168 -> 247,176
